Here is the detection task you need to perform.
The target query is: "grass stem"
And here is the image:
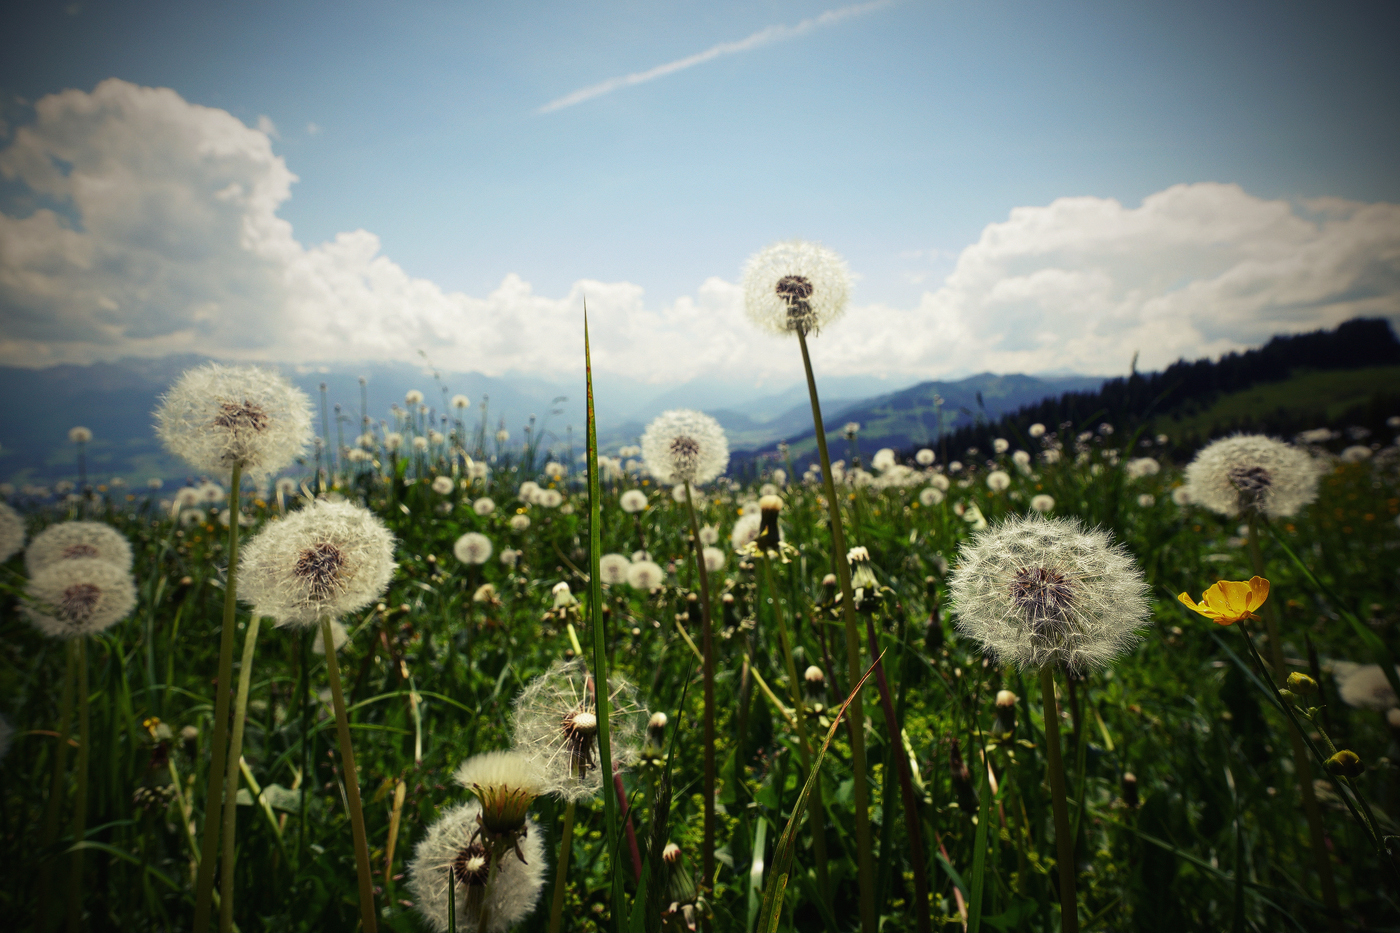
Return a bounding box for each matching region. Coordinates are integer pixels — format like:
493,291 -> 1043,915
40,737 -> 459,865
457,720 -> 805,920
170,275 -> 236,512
683,481 -> 718,890
67,638 -> 89,933
547,800 -> 576,933
1039,665 -> 1078,933
218,615 -> 262,932
37,641 -> 77,933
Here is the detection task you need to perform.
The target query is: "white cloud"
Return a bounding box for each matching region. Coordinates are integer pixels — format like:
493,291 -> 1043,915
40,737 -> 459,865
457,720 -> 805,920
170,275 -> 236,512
1,80 -> 1396,384
537,0 -> 894,114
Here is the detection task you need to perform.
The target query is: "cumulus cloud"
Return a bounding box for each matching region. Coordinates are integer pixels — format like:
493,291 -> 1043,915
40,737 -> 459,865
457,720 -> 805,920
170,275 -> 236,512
1,79 -> 1396,382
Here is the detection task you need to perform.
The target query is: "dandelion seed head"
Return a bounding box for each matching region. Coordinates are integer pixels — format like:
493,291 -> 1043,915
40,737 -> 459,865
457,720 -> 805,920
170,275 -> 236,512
509,514 -> 531,532
1029,494 -> 1055,513
536,489 -> 563,509
730,512 -> 762,551
238,501 -> 395,629
0,502 -> 26,563
405,390 -> 424,406
473,497 -> 497,516
703,546 -> 726,573
1184,434 -> 1320,518
69,426 -> 92,444
947,514 -> 1149,673
986,470 -> 1011,492
406,800 -> 546,933
311,620 -> 349,655
992,438 -> 1009,454
641,410 -> 729,487
1126,457 -> 1160,479
154,364 -> 312,480
412,436 -> 429,451
25,557 -> 136,639
626,560 -> 665,591
915,448 -> 936,466
743,240 -> 851,337
1336,664 -> 1399,710
919,487 -> 945,507
25,521 -> 133,576
599,553 -> 631,585
451,394 -> 470,409
620,489 -> 649,513
453,532 -> 493,566
385,432 -> 404,451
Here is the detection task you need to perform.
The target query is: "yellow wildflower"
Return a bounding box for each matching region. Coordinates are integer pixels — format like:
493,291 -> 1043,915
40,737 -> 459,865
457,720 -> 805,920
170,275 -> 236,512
1177,576 -> 1270,626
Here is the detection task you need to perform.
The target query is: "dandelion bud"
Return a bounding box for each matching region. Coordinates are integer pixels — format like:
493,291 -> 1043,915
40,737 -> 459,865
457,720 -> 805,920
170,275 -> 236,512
756,494 -> 783,551
822,573 -> 838,604
721,592 -> 737,632
1286,672 -> 1319,698
647,711 -> 668,749
803,665 -> 827,704
847,547 -> 877,590
1325,750 -> 1364,778
181,725 -> 200,748
994,690 -> 1017,737
1121,772 -> 1140,809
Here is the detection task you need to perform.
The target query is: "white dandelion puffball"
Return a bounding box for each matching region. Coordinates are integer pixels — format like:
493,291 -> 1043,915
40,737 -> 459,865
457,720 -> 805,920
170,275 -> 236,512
25,521 -> 133,576
385,432 -> 404,451
626,560 -> 665,591
1029,423 -> 1047,438
1341,445 -> 1373,463
1336,664 -> 1399,710
511,658 -> 645,802
699,524 -> 719,545
154,363 -> 313,479
993,438 -> 1009,454
473,497 -> 496,516
412,436 -> 429,452
1171,486 -> 1192,506
451,394 -> 470,409
238,500 -> 396,629
919,487 -> 945,507
405,390 -> 424,406
518,481 -> 541,503
311,620 -> 349,655
986,470 -> 1011,492
1184,434 -> 1320,518
0,502 -> 25,563
742,239 -> 852,337
1137,494 -> 1156,507
179,509 -> 207,527
1029,494 -> 1055,513
509,514 -> 531,532
536,489 -> 563,509
730,512 -> 761,551
69,426 -> 92,444
454,532 -> 493,565
1126,457 -> 1160,479
619,489 -> 649,513
916,448 -> 936,466
871,448 -> 897,472
703,546 -> 726,573
641,410 -> 729,487
25,557 -> 137,639
930,473 -> 951,491
499,548 -> 520,568
406,801 -> 546,933
947,515 -> 1150,673
431,476 -> 454,495
599,553 -> 631,585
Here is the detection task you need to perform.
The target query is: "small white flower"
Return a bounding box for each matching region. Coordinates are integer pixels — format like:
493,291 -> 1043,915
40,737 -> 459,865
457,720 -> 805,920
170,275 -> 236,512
742,239 -> 852,337
626,560 -> 665,591
453,532 -> 493,565
619,489 -> 649,514
238,501 -> 396,629
155,364 -> 313,480
25,558 -> 137,639
641,410 -> 729,487
1029,494 -> 1055,513
948,515 -> 1149,672
25,521 -> 133,576
599,553 -> 631,585
1184,434 -> 1320,518
431,476 -> 454,495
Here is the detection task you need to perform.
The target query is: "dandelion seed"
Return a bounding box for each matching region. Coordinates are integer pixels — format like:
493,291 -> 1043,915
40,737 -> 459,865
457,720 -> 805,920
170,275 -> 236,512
154,364 -> 313,479
948,515 -> 1150,673
742,239 -> 852,336
238,501 -> 396,629
641,411 -> 729,487
25,521 -> 133,576
405,800 -> 546,933
1184,434 -> 1320,518
25,557 -> 137,639
511,658 -> 645,802
454,532 -> 493,566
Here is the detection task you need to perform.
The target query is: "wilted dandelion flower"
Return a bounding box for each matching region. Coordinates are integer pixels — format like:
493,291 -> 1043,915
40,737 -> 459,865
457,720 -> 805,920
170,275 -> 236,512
986,470 -> 1011,492
511,658 -> 645,802
454,532 -> 493,565
431,476 -> 455,495
919,487 -> 945,507
626,560 -> 665,591
743,239 -> 851,336
509,515 -> 530,532
641,410 -> 729,486
619,489 -> 648,513
154,363 -> 313,479
26,521 -> 133,576
1029,494 -> 1055,513
238,501 -> 396,628
25,557 -> 137,639
406,800 -> 546,933
69,426 -> 92,443
947,515 -> 1150,672
1184,434 -> 1320,518
0,502 -> 24,563
599,553 -> 631,585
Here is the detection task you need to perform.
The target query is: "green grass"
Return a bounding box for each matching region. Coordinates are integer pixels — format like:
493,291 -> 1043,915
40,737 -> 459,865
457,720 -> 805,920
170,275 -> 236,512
2,417 -> 1399,932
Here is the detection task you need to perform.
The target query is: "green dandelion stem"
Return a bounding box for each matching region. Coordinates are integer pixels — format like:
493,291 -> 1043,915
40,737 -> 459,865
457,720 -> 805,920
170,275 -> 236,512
796,324 -> 875,933
37,640 -> 77,932
218,615 -> 262,933
682,480 -> 718,891
67,636 -> 90,933
193,460 -> 243,933
1039,665 -> 1078,933
547,800 -> 577,933
321,614 -> 379,932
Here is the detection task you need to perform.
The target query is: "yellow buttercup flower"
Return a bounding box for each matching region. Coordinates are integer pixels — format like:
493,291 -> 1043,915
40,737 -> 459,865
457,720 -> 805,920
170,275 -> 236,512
1178,576 -> 1270,626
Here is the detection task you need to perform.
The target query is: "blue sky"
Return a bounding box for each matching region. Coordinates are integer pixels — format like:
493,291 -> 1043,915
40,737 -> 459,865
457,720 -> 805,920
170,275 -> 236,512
1,0 -> 1397,387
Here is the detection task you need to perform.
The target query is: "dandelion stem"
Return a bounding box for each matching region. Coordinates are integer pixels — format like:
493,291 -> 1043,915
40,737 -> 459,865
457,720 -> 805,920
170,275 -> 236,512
37,641 -> 77,932
321,615 -> 378,932
67,637 -> 89,933
796,325 -> 875,933
547,800 -> 576,933
1246,515 -> 1341,928
1039,665 -> 1078,933
218,615 -> 262,933
682,481 -> 718,890
761,554 -> 830,900
193,461 -> 243,932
